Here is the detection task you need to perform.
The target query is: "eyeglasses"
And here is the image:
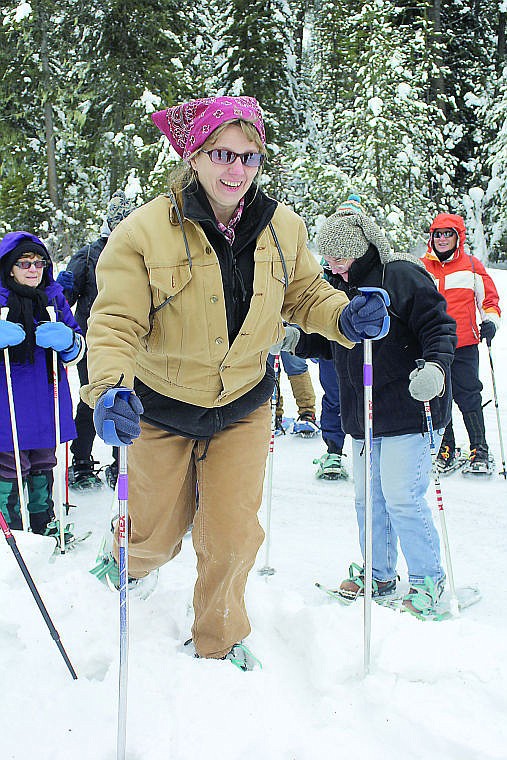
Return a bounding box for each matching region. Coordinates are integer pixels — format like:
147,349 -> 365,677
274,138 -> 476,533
432,230 -> 456,239
203,149 -> 264,167
15,259 -> 47,270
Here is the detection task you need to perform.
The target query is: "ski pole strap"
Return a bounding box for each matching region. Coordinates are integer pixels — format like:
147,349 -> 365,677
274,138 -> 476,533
101,387 -> 135,447
358,286 -> 391,341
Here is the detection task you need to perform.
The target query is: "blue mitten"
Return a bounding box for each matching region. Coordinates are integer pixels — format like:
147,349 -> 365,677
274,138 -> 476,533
94,391 -> 144,445
339,293 -> 388,342
0,320 -> 26,349
60,333 -> 84,363
35,322 -> 74,352
56,270 -> 74,291
479,320 -> 496,347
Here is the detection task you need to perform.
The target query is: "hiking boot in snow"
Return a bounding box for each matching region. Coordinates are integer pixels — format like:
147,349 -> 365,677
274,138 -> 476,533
69,458 -> 103,490
402,576 -> 446,618
183,639 -> 262,671
338,562 -> 397,601
462,445 -> 494,476
104,461 -> 119,489
292,413 -> 320,438
313,452 -> 349,480
436,445 -> 465,474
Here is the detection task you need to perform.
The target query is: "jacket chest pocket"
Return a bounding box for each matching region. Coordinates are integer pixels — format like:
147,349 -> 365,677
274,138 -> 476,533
148,264 -> 192,309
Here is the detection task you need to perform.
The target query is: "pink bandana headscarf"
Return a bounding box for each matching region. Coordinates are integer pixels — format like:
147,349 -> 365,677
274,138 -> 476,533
151,96 -> 266,160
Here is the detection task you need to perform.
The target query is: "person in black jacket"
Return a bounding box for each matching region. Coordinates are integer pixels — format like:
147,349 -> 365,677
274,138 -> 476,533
57,190 -> 133,488
282,200 -> 457,617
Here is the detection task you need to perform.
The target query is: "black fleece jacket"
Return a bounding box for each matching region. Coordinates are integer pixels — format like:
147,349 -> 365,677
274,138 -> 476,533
295,246 -> 457,439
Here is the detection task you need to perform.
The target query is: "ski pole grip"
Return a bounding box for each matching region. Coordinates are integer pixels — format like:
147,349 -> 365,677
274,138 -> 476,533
416,359 -> 425,370
101,387 -> 134,447
358,286 -> 391,340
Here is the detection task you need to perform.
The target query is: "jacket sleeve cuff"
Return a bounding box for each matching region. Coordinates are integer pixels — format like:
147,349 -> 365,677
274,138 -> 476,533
61,333 -> 86,366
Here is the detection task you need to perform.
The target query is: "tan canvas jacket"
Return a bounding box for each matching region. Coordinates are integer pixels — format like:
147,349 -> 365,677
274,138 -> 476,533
81,194 -> 353,409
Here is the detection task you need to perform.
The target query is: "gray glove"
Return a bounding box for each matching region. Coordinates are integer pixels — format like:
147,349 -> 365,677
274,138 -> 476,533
408,361 -> 445,401
269,324 -> 301,355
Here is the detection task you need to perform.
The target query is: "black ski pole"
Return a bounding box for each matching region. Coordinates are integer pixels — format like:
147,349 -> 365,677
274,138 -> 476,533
0,510 -> 77,679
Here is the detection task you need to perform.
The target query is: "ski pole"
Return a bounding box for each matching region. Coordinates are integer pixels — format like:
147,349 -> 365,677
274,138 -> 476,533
259,352 -> 280,577
414,361 -> 459,617
1,308 -> 30,532
0,509 -> 77,678
100,387 -> 134,760
487,345 -> 507,479
49,308 -> 66,554
358,287 -> 390,677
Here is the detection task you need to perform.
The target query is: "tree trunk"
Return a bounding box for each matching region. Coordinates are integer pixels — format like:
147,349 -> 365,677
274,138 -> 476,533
429,0 -> 446,116
39,6 -> 59,208
498,12 -> 506,73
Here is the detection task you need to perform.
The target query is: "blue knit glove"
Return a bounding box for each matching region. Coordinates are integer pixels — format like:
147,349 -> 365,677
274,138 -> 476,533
0,320 -> 25,349
94,390 -> 144,445
480,320 -> 496,347
56,270 -> 74,291
35,322 -> 75,352
339,293 -> 388,342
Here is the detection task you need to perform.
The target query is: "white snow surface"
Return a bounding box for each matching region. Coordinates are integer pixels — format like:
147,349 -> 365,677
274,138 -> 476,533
2,272 -> 507,760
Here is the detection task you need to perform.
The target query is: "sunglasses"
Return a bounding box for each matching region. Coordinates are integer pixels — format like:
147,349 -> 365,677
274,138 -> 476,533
432,230 -> 456,239
15,259 -> 47,270
203,149 -> 264,167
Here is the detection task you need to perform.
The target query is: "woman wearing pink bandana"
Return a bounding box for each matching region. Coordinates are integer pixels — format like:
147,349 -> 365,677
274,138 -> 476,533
81,95 -> 388,669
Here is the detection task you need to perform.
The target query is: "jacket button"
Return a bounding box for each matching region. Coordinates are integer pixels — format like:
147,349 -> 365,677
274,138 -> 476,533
215,337 -> 223,345
205,246 -> 212,255
210,295 -> 218,303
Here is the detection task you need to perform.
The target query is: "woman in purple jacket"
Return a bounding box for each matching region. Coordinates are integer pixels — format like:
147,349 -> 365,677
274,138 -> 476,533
0,231 -> 85,533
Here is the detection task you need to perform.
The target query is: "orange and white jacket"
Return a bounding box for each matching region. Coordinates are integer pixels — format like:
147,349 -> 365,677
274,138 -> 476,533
422,213 -> 501,349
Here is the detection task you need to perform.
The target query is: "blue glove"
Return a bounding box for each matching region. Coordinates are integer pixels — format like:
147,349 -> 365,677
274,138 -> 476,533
480,320 -> 496,347
339,293 -> 388,342
94,390 -> 144,445
35,322 -> 75,352
56,270 -> 74,291
0,320 -> 26,349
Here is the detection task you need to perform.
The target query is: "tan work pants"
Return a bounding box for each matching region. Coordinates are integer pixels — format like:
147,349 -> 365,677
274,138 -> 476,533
114,402 -> 271,658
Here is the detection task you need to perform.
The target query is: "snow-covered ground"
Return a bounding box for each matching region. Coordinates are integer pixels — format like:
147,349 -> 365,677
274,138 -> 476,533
1,272 -> 507,760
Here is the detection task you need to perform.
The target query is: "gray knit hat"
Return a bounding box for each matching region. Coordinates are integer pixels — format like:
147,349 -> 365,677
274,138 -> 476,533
106,190 -> 134,230
317,199 -> 424,268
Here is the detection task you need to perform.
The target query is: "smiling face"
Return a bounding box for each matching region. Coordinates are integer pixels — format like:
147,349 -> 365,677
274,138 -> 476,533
189,124 -> 262,225
432,228 -> 458,257
11,254 -> 46,288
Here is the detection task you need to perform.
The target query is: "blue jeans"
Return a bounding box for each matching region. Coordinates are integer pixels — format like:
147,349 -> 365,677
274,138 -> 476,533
318,358 -> 345,451
351,433 -> 445,585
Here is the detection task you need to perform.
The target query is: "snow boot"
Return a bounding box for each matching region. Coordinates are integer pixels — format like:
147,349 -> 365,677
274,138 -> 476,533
69,457 -> 103,490
288,371 -> 317,437
27,471 -> 55,534
436,445 -> 465,475
338,562 -> 397,601
402,575 -> 446,619
313,452 -> 349,480
462,445 -> 494,476
0,477 -> 22,530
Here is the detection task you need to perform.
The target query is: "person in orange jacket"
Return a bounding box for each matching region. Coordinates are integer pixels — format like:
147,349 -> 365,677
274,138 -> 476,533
422,212 -> 501,475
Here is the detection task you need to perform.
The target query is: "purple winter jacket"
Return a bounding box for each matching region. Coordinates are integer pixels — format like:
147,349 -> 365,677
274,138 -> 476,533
0,231 -> 82,451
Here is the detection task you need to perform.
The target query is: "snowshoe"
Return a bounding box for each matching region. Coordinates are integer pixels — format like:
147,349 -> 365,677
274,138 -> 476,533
183,639 -> 262,671
44,519 -> 91,552
292,413 -> 320,438
400,576 -> 446,619
274,416 -> 293,436
317,562 -> 397,603
313,452 -> 349,480
462,447 -> 495,476
436,445 -> 466,475
68,459 -> 104,491
89,552 -> 158,599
